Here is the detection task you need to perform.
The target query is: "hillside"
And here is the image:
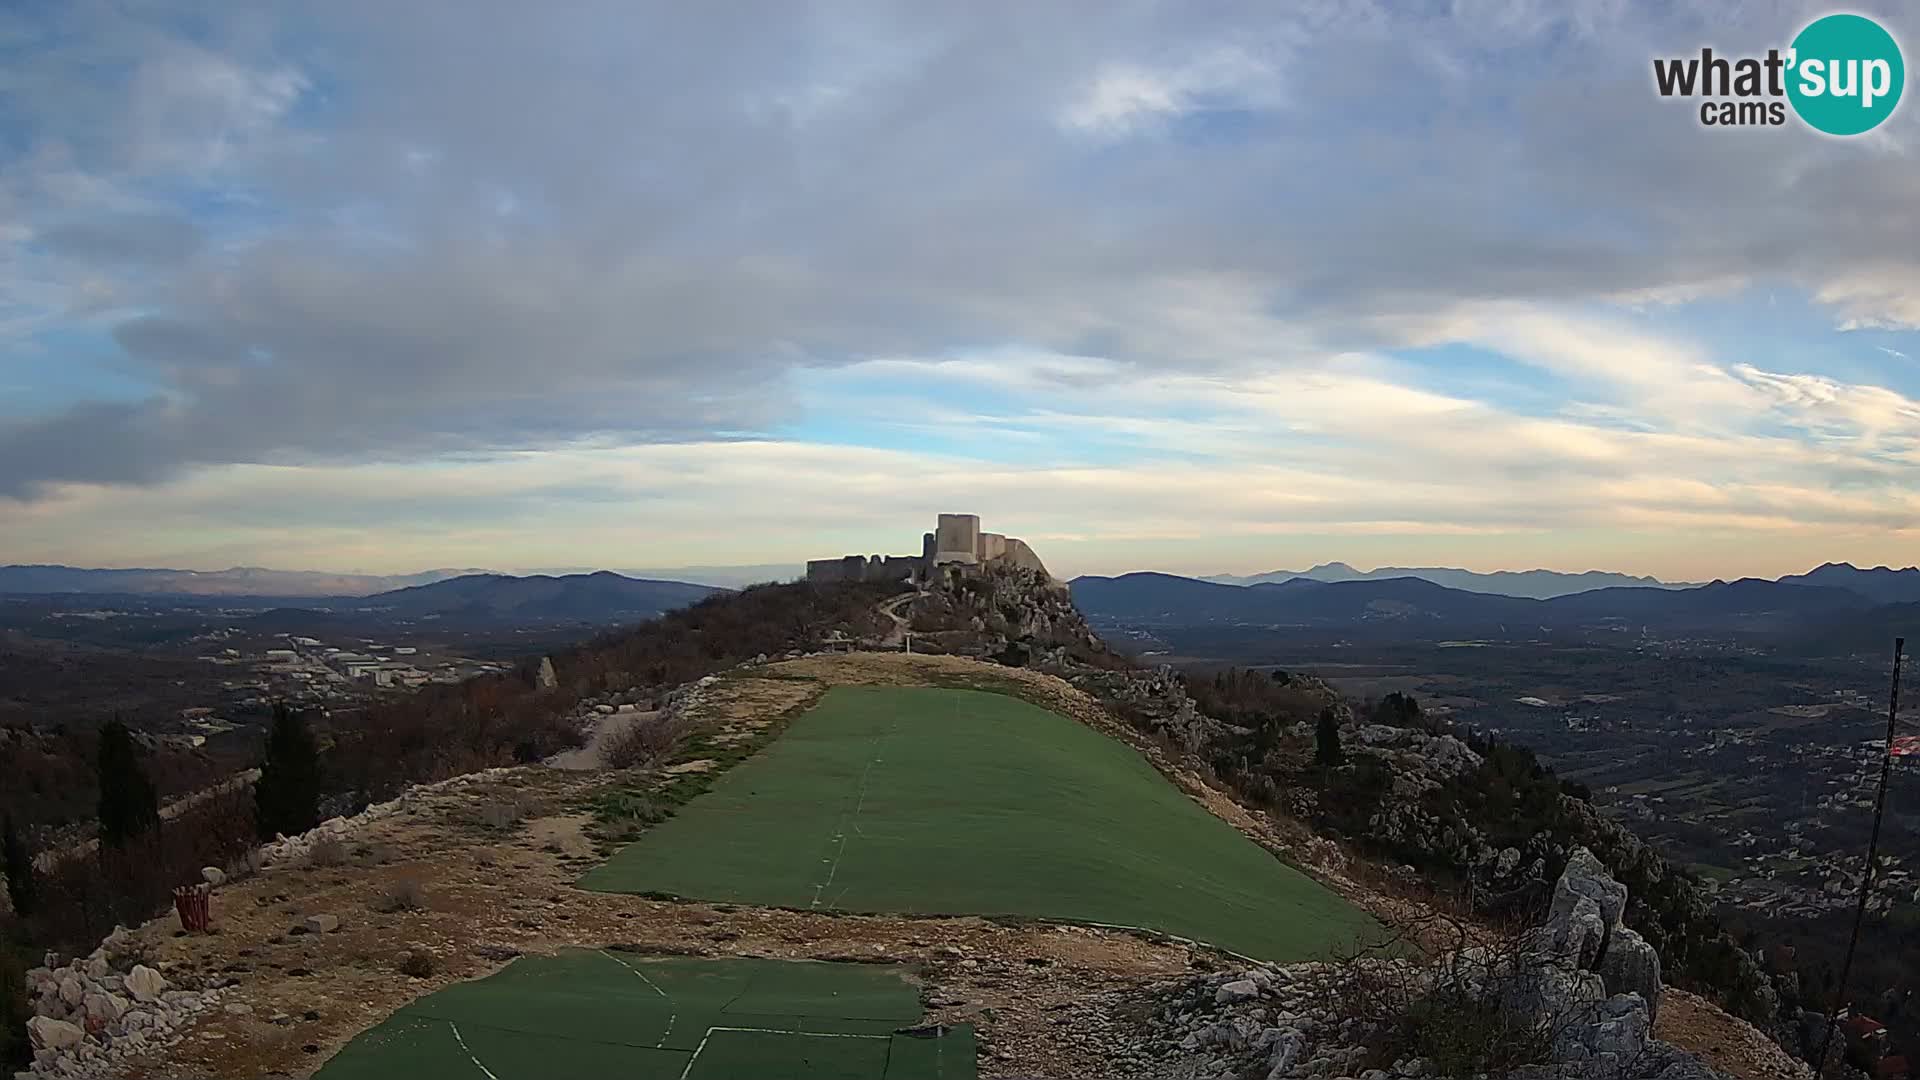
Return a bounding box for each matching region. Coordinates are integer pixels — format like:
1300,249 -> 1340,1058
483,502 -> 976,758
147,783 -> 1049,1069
346,571 -> 722,622
5,572 -> 1813,1079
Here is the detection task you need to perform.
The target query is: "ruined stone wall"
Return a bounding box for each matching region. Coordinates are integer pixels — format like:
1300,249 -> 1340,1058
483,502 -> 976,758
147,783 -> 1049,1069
998,538 -> 1049,577
806,556 -> 869,583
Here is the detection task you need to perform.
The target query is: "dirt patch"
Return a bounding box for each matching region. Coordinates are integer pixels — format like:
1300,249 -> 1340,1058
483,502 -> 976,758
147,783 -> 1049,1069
1656,987 -> 1811,1080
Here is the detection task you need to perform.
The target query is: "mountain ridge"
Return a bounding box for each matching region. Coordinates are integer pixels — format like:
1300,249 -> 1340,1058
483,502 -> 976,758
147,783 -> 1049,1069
1071,568 -> 1884,640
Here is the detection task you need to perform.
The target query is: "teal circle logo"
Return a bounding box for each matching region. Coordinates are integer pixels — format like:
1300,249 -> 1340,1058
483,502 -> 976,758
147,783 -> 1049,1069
1787,13 -> 1904,135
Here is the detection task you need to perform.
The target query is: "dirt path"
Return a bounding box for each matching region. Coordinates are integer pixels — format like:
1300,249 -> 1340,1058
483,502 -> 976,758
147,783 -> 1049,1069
875,589 -> 921,648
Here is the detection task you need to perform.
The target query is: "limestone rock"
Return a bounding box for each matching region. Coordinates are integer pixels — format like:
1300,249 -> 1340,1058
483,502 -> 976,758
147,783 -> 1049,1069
201,865 -> 227,887
1596,926 -> 1664,1022
27,1017 -> 84,1051
1214,979 -> 1259,1005
125,965 -> 167,1003
1553,848 -> 1628,931
303,914 -> 341,934
82,993 -> 125,1022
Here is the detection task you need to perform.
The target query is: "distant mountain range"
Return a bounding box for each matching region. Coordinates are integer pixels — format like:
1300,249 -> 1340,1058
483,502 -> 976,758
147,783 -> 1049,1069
0,564 -> 491,597
1072,564 -> 1914,648
1201,562 -> 1696,599
0,562 -> 792,597
336,571 -> 722,622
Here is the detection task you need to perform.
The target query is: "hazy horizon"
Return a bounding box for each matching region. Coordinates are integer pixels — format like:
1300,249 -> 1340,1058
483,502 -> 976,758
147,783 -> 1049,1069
4,3 -> 1917,580
12,552 -> 1917,589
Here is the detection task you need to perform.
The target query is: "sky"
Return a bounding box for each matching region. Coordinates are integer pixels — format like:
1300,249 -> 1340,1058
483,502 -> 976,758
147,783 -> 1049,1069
3,0 -> 1919,583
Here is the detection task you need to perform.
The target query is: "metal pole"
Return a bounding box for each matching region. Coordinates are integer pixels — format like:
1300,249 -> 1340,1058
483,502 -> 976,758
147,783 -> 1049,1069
1817,637 -> 1906,1075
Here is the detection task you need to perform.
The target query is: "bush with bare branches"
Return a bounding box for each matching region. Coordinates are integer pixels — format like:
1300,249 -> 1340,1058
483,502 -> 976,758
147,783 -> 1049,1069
602,714 -> 690,770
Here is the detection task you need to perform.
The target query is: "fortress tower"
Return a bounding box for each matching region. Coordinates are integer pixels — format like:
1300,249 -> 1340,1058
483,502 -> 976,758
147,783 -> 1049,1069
806,512 -> 1049,583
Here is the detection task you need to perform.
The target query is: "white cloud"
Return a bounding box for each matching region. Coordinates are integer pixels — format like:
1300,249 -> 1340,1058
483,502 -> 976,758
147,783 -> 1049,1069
1060,46 -> 1286,137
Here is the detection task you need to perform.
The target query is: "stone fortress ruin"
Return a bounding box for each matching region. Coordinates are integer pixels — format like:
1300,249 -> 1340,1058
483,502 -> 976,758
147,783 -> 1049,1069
806,513 -> 1049,584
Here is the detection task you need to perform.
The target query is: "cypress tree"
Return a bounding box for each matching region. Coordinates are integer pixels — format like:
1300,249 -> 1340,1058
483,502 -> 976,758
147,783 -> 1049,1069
2,814 -> 33,917
96,719 -> 160,848
1315,706 -> 1345,767
255,703 -> 323,840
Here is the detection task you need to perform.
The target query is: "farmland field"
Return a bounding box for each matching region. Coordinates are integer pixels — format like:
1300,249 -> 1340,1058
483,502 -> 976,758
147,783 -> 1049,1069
314,951 -> 972,1079
582,686 -> 1373,961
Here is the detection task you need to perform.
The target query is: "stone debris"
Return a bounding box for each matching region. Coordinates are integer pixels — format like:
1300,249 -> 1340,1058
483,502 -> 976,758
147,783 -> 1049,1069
20,928 -> 225,1079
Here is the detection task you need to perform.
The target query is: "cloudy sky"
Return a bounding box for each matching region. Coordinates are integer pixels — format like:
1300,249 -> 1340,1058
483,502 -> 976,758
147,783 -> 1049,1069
4,1 -> 1919,582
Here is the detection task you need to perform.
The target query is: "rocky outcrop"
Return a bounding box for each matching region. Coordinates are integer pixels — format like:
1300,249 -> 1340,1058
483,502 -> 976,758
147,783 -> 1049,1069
1064,666 -> 1229,755
1139,850 -> 1789,1080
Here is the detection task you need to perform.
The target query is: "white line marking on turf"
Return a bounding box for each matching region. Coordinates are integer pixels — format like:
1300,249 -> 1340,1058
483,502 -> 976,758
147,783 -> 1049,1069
810,716 -> 894,909
447,1022 -> 501,1080
600,950 -> 678,1048
677,1024 -> 895,1080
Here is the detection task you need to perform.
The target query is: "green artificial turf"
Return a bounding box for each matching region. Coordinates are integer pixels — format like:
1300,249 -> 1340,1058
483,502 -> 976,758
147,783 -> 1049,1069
314,951 -> 970,1080
581,686 -> 1374,961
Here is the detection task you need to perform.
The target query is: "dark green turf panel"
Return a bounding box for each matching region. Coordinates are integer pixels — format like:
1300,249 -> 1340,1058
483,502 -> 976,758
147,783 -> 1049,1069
885,1028 -> 976,1079
454,1026 -> 691,1079
314,952 -> 973,1080
312,1014 -> 468,1077
685,1029 -> 891,1080
582,685 -> 1375,961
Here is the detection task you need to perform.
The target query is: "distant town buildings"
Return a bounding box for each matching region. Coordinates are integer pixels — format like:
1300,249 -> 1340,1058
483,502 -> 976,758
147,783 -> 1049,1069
806,512 -> 1049,584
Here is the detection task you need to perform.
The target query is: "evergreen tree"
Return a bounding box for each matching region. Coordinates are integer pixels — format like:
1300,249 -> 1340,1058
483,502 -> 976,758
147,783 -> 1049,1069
96,719 -> 160,848
1,814 -> 32,917
1315,706 -> 1345,767
255,703 -> 323,840
1371,691 -> 1424,728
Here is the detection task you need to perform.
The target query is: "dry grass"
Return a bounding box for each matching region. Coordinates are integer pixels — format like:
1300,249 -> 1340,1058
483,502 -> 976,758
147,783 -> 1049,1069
306,836 -> 348,868
375,878 -> 427,914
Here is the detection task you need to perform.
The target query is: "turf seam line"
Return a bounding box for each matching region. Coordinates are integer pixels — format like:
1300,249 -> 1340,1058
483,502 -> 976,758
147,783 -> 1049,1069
810,712 -> 895,910
678,1022 -> 898,1079
447,1021 -> 501,1080
600,949 -> 678,1048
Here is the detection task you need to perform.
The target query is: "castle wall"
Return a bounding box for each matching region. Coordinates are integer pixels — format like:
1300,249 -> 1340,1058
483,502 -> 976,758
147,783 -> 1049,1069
806,555 -> 870,583
999,538 -> 1048,576
977,532 -> 1008,561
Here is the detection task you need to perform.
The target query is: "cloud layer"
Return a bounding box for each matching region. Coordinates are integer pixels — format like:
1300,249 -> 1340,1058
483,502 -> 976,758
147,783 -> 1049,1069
2,0 -> 1918,576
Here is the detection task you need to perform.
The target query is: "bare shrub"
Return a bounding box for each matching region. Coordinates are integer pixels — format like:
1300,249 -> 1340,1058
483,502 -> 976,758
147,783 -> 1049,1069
306,835 -> 347,868
26,789 -> 256,957
399,948 -> 437,978
1310,910 -> 1568,1078
376,878 -> 427,914
602,715 -> 690,770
